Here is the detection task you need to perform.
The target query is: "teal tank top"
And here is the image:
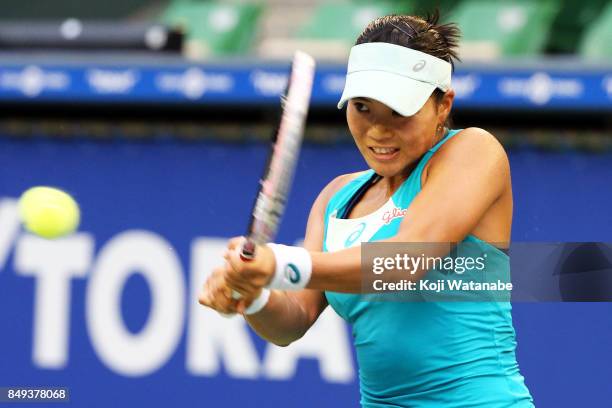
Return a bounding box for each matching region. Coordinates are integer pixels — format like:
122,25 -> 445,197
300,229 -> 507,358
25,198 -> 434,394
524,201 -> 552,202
323,129 -> 534,407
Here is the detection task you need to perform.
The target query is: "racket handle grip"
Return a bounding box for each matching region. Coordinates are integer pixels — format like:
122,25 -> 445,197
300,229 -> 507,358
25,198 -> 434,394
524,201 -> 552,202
240,238 -> 257,261
233,238 -> 257,300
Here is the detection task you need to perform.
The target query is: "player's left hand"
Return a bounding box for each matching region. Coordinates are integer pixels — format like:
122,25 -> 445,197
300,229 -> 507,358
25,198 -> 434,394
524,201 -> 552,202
198,264 -> 241,315
223,236 -> 276,299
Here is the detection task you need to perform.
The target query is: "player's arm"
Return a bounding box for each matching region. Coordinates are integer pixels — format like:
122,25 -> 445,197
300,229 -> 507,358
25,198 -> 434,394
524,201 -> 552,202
306,128 -> 510,292
219,130 -> 508,294
242,234 -> 325,345
201,174 -> 351,346
242,174 -> 362,346
221,128 -> 509,294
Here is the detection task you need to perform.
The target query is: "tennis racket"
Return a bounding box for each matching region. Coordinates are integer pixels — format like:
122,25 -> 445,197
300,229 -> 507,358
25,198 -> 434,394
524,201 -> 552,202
241,51 -> 315,260
230,51 -> 315,300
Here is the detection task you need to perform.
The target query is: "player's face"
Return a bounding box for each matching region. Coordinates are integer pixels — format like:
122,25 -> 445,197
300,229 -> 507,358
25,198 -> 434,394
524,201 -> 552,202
346,93 -> 452,179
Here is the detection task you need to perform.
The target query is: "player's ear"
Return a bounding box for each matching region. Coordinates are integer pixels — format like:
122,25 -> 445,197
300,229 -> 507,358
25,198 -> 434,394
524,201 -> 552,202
436,89 -> 455,124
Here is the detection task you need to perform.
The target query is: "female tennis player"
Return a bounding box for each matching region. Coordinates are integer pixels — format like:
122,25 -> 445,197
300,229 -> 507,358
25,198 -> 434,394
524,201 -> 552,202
200,12 -> 534,408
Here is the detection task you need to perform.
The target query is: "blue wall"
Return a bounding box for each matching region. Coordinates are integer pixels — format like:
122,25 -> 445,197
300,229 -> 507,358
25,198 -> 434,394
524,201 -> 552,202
0,136 -> 611,407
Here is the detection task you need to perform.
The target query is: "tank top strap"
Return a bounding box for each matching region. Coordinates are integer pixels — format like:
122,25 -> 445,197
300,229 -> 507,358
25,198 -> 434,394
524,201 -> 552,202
417,128 -> 462,169
430,128 -> 462,153
414,129 -> 462,179
393,129 -> 463,201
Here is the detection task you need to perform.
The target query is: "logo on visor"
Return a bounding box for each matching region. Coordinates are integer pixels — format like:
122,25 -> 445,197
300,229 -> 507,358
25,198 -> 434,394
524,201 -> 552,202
413,60 -> 426,72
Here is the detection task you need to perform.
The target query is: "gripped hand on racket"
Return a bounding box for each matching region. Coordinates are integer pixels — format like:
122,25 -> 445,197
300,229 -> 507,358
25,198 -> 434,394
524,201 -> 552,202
199,232 -> 278,315
225,237 -> 275,298
198,265 -> 238,315
198,238 -> 275,314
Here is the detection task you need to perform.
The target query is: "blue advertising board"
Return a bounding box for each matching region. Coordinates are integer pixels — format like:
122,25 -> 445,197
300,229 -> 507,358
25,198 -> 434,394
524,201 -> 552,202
0,56 -> 610,110
0,136 -> 611,407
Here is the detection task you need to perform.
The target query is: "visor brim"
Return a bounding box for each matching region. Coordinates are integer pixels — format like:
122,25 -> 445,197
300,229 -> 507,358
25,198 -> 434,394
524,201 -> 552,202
337,71 -> 438,117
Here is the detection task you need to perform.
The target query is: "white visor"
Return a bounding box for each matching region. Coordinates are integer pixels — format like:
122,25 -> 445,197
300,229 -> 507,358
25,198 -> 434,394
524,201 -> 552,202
337,42 -> 452,116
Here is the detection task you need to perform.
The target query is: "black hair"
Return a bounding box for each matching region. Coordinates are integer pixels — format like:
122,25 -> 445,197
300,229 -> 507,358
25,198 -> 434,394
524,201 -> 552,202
355,10 -> 461,124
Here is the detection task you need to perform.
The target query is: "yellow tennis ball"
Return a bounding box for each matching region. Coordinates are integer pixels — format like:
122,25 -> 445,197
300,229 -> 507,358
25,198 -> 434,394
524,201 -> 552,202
18,186 -> 80,239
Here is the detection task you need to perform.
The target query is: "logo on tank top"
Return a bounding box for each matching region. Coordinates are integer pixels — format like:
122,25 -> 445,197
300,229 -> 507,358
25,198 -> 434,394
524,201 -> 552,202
344,222 -> 366,248
382,206 -> 407,224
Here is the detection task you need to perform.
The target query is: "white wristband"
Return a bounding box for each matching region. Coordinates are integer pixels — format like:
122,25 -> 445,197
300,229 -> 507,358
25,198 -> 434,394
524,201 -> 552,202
243,288 -> 271,315
266,244 -> 312,291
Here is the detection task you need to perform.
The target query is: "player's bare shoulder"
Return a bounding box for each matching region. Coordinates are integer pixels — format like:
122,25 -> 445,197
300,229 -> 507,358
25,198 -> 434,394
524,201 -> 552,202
311,171 -> 369,215
436,126 -> 500,150
422,127 -> 510,192
443,127 -> 507,158
432,128 -> 509,171
327,171 -> 369,194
